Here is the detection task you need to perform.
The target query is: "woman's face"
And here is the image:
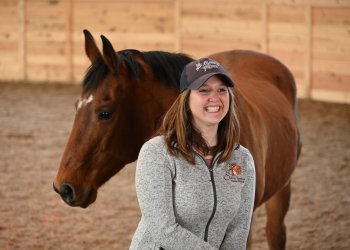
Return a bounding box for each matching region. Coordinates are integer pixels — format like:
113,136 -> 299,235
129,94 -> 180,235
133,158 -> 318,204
188,75 -> 230,132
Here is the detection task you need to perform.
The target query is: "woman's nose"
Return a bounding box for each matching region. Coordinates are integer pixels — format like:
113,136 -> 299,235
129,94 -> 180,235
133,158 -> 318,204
208,92 -> 219,101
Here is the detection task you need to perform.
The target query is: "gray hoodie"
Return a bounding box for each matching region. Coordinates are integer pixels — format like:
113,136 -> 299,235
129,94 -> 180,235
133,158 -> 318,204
130,136 -> 255,250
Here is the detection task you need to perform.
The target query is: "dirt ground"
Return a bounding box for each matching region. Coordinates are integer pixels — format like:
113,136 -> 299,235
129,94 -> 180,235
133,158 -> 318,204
0,81 -> 349,250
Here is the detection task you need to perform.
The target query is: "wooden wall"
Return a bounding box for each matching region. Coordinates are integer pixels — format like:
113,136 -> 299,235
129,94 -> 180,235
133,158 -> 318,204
0,0 -> 349,103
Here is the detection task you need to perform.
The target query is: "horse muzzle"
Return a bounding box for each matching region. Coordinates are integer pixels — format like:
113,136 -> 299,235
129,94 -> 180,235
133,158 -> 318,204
53,183 -> 95,208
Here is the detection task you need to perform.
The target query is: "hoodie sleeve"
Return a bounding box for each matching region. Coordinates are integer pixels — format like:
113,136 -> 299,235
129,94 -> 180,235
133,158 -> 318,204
219,151 -> 256,250
135,138 -> 217,250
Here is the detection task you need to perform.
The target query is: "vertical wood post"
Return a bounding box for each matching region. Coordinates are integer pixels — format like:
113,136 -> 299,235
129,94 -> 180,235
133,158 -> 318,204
19,0 -> 27,81
304,5 -> 312,99
174,0 -> 181,52
262,3 -> 268,54
66,0 -> 73,82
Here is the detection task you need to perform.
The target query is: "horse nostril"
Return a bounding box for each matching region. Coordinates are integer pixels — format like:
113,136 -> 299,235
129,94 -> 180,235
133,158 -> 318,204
53,183 -> 59,194
60,183 -> 76,204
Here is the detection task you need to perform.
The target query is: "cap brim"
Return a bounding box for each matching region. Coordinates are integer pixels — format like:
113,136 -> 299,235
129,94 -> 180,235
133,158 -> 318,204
187,72 -> 234,90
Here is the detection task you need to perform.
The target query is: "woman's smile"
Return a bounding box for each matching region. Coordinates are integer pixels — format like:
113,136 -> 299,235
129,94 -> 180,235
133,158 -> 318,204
205,105 -> 220,113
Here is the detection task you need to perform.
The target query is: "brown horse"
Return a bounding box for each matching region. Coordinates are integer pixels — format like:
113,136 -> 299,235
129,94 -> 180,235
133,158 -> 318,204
53,29 -> 301,249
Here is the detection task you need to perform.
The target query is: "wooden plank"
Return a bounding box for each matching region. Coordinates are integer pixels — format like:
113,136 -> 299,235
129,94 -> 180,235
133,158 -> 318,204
311,89 -> 350,104
73,32 -> 176,50
266,0 -> 350,6
268,34 -> 307,50
182,35 -> 263,58
184,0 -> 350,5
0,41 -> 20,51
73,2 -> 175,33
73,0 -> 173,2
182,19 -> 264,35
0,54 -> 21,64
313,45 -> 350,61
19,0 -> 26,80
0,0 -> 18,7
180,0 -> 350,7
313,60 -> 350,74
313,7 -> 350,25
313,25 -> 350,37
182,2 -> 262,22
268,5 -> 305,22
269,23 -> 307,34
27,64 -> 69,82
27,55 -> 67,64
312,71 -> 350,92
268,49 -> 306,68
0,32 -> 20,42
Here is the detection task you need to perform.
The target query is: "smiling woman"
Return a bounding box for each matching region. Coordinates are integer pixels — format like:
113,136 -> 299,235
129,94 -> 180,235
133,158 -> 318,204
130,58 -> 255,250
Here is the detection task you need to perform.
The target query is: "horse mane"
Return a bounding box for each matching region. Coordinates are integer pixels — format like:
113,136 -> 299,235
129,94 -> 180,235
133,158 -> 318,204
142,51 -> 194,88
83,50 -> 194,92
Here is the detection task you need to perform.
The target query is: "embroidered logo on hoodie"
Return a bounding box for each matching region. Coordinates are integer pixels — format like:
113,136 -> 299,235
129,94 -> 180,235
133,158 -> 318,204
224,163 -> 245,183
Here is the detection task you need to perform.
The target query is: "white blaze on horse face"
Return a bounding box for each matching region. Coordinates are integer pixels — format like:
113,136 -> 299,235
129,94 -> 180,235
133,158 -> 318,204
77,94 -> 94,110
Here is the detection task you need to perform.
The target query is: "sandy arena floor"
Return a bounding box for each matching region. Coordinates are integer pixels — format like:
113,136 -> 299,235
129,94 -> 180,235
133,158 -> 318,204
0,82 -> 349,249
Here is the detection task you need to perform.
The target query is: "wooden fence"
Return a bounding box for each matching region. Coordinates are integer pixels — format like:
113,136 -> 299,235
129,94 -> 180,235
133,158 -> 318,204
1,0 -> 350,103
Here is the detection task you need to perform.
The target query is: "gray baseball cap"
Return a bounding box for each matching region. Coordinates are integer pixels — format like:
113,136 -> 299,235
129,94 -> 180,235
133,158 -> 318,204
180,57 -> 234,91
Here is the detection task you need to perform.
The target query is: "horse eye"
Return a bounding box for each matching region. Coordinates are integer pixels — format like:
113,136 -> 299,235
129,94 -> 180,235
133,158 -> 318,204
98,111 -> 112,121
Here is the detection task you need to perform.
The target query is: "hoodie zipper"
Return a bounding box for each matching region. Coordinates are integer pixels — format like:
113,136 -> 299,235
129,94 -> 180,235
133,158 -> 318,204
195,152 -> 220,242
204,166 -> 217,242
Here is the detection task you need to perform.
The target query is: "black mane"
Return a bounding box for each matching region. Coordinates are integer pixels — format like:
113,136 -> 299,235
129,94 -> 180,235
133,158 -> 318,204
82,50 -> 194,92
142,51 -> 194,87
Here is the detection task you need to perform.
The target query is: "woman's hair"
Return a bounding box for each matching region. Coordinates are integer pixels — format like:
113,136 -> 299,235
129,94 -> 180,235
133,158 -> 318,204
158,87 -> 240,164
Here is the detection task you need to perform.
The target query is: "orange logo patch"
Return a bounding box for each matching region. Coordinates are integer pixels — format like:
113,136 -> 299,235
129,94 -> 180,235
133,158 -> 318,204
224,163 -> 245,183
229,164 -> 242,176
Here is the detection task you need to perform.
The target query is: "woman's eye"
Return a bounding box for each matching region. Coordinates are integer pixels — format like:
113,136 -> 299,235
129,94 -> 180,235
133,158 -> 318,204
98,111 -> 112,121
198,89 -> 209,93
218,88 -> 228,93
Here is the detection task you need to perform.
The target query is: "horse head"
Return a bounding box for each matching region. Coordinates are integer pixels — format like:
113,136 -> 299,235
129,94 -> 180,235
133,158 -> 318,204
53,30 -> 183,207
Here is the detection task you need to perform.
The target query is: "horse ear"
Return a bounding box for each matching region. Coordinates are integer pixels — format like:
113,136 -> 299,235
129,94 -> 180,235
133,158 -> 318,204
101,35 -> 120,74
83,29 -> 102,63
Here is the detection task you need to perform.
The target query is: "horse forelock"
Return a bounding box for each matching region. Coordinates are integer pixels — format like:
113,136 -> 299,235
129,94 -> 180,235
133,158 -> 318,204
83,57 -> 109,93
82,50 -> 194,93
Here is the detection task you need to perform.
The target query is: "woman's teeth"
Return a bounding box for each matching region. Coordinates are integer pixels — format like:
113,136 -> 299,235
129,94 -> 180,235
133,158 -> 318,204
206,106 -> 220,113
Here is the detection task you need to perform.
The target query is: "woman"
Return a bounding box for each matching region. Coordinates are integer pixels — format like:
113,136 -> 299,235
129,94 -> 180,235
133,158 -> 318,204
130,57 -> 256,250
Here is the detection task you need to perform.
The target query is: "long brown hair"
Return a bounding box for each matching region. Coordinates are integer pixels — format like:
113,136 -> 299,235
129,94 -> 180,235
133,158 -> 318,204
159,87 -> 240,164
